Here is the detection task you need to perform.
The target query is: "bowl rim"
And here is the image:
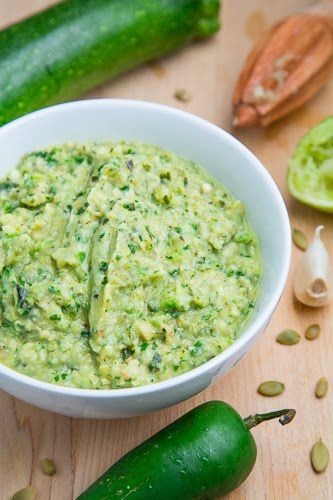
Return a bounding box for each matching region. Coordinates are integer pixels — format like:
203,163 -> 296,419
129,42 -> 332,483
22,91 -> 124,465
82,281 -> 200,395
0,98 -> 291,398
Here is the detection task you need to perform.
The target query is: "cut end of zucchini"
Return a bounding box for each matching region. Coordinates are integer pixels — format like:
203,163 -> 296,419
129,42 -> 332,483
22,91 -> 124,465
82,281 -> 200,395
196,0 -> 221,38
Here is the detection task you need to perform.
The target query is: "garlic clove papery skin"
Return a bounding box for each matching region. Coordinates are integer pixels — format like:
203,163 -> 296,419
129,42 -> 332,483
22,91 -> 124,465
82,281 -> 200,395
294,225 -> 332,307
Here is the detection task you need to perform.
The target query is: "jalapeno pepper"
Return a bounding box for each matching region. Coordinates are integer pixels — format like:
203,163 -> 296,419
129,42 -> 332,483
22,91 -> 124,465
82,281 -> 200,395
77,401 -> 296,499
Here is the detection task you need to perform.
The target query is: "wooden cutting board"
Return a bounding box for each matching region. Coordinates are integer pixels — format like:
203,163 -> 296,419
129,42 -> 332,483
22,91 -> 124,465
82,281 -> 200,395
0,1 -> 332,498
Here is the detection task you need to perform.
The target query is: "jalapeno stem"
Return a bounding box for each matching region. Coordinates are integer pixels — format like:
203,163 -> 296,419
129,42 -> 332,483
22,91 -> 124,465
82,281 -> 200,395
243,409 -> 296,430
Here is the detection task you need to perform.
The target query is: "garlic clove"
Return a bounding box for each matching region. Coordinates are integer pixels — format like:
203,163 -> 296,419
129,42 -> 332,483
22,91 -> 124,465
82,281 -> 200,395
294,225 -> 332,307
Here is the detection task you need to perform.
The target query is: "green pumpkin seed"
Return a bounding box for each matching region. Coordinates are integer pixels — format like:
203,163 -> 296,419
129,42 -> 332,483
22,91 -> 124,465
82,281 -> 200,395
292,228 -> 308,251
276,329 -> 301,345
40,457 -> 56,476
315,377 -> 329,398
311,439 -> 329,473
305,324 -> 321,340
174,88 -> 191,102
258,380 -> 285,397
11,486 -> 37,500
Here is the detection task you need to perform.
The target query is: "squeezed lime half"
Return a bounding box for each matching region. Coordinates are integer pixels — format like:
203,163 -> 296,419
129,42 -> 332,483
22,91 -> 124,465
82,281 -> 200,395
287,116 -> 333,213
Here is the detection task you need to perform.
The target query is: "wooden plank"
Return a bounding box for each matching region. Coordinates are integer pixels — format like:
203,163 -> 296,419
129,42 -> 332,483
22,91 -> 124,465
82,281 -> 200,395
0,0 -> 332,498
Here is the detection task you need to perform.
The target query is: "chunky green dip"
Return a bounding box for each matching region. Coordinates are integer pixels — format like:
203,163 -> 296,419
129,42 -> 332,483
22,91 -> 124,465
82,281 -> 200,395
0,142 -> 260,388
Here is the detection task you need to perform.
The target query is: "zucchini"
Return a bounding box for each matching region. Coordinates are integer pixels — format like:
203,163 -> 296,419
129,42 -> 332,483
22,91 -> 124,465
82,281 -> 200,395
0,0 -> 220,126
77,402 -> 295,499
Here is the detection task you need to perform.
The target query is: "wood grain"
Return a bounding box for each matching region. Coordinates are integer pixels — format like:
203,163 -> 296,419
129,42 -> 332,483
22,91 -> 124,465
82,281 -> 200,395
0,0 -> 332,498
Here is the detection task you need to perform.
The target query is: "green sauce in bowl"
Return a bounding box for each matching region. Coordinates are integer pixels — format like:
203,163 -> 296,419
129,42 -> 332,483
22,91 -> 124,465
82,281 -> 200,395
0,141 -> 260,388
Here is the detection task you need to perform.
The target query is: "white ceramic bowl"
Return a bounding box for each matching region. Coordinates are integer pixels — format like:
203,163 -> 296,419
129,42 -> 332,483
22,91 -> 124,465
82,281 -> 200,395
0,100 -> 291,418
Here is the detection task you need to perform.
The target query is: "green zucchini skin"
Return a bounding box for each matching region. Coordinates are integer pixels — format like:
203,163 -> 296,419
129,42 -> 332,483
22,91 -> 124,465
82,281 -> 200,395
77,401 -> 257,500
0,0 -> 220,126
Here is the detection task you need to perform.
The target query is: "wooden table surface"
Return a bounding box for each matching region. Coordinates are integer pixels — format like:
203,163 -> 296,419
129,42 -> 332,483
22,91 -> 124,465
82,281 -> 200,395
1,0 -> 333,498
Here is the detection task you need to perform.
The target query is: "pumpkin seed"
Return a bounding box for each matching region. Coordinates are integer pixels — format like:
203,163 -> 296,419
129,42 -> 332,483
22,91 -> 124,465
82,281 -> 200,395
310,439 -> 329,473
292,228 -> 308,251
258,380 -> 285,397
276,329 -> 301,345
174,88 -> 191,102
305,323 -> 321,340
11,486 -> 37,500
40,457 -> 56,476
315,377 -> 329,398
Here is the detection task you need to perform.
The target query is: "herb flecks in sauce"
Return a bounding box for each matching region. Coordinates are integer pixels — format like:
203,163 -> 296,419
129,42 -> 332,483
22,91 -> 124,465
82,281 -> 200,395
0,141 -> 260,388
